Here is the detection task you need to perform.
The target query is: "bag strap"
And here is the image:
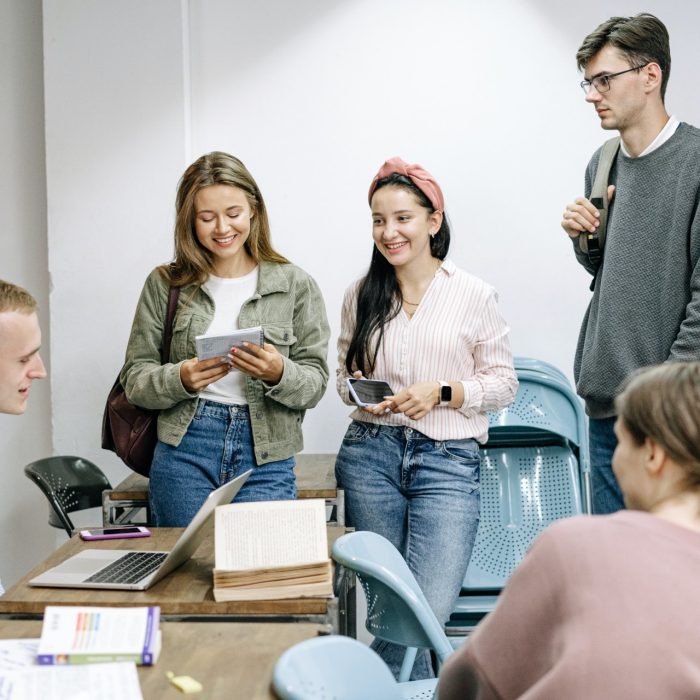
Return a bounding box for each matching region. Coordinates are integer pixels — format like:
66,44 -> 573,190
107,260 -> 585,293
579,136 -> 620,268
161,286 -> 181,364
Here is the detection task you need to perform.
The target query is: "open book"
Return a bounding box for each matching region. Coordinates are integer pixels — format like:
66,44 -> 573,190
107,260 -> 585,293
213,499 -> 333,602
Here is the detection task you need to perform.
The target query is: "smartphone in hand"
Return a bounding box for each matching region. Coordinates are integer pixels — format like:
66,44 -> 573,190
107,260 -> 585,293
79,526 -> 151,541
346,377 -> 394,407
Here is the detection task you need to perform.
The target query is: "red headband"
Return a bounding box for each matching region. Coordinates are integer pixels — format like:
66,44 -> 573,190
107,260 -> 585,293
368,156 -> 444,212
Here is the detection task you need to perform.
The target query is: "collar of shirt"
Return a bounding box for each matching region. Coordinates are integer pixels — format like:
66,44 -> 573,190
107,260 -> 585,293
620,114 -> 680,158
440,258 -> 456,276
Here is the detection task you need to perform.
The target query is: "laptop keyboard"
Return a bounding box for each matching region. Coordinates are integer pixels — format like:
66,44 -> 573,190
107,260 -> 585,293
85,551 -> 168,585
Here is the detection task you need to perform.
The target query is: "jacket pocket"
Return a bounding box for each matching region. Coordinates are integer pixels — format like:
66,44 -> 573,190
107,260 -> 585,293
171,313 -> 209,361
263,323 -> 297,357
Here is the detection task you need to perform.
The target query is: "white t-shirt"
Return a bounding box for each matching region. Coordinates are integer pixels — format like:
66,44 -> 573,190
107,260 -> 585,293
199,267 -> 259,405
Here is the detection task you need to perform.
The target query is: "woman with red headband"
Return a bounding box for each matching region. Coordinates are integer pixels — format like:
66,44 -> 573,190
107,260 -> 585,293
335,157 -> 518,680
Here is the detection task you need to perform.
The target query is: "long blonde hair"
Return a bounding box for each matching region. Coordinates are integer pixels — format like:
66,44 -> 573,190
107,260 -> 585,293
162,152 -> 288,287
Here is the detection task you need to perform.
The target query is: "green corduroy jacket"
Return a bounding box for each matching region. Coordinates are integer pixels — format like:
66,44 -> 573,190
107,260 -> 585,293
120,261 -> 330,464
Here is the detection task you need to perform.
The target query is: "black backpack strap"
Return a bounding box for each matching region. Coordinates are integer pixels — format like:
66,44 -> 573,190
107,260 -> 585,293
579,136 -> 620,269
161,286 -> 181,364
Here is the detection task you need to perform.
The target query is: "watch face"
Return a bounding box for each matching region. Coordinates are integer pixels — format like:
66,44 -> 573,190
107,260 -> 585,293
440,385 -> 452,402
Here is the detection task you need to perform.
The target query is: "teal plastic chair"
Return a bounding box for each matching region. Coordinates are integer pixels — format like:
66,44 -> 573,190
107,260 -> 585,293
332,531 -> 453,684
513,356 -> 569,385
450,362 -> 590,630
272,635 -> 437,700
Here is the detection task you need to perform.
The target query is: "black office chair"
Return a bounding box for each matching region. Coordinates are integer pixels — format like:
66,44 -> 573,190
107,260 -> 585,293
24,456 -> 112,536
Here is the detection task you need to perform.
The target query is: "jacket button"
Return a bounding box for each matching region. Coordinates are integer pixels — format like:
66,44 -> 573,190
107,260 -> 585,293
261,451 -> 268,459
283,331 -> 289,341
256,411 -> 263,419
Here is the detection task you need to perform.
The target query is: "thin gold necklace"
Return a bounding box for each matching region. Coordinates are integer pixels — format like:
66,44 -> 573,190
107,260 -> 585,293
401,259 -> 441,308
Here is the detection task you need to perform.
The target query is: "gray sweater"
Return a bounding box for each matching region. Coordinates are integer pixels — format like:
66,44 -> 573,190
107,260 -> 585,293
573,122 -> 700,418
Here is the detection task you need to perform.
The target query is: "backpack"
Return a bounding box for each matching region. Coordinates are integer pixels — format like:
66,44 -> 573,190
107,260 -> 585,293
578,136 -> 621,268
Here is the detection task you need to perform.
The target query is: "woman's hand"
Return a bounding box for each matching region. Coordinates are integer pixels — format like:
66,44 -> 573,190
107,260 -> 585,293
180,357 -> 231,393
382,381 -> 440,420
229,342 -> 284,385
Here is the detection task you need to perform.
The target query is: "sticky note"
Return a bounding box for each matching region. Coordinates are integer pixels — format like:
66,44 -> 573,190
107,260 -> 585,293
166,671 -> 203,694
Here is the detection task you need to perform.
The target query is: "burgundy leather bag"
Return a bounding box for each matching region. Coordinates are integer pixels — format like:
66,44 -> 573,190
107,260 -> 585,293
101,286 -> 180,476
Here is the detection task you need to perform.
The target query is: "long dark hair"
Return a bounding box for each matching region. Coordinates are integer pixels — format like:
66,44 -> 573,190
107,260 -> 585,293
345,174 -> 450,375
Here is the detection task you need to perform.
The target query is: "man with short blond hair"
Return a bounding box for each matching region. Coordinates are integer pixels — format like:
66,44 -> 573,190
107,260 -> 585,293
0,280 -> 47,414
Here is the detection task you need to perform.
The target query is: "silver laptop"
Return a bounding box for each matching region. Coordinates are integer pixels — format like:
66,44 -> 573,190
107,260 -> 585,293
29,470 -> 251,591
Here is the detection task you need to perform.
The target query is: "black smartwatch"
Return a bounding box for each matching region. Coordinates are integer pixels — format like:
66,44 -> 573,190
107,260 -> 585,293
438,381 -> 452,405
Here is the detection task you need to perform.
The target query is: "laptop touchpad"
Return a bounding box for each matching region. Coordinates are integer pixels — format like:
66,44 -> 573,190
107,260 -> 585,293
54,556 -> 108,574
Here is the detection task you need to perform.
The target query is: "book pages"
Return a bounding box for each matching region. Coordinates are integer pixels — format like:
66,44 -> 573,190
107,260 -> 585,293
215,499 -> 328,570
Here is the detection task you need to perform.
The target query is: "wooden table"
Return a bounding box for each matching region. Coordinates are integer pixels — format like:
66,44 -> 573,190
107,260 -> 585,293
102,453 -> 344,527
0,619 -> 323,699
0,526 -> 355,636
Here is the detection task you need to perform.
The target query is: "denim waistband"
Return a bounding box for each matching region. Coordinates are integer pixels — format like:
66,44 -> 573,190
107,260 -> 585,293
195,399 -> 250,420
356,420 -> 479,448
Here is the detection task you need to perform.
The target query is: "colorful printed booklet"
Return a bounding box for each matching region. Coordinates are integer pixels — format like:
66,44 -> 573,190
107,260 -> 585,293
37,606 -> 161,666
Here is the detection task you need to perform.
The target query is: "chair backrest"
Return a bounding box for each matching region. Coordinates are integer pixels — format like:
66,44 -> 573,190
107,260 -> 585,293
273,635 -> 404,700
332,531 -> 453,665
488,369 -> 587,452
513,356 -> 569,385
23,456 -> 111,536
462,361 -> 590,593
463,445 -> 583,590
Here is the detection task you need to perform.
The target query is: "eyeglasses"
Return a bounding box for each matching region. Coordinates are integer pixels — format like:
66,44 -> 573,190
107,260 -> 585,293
580,64 -> 648,95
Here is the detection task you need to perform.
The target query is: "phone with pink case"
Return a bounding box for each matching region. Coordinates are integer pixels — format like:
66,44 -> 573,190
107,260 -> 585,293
79,526 -> 151,540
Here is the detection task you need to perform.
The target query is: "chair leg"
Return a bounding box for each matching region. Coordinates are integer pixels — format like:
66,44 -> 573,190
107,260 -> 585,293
398,646 -> 418,682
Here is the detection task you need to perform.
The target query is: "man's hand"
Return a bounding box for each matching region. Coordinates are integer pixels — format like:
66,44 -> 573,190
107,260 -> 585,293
561,185 -> 616,239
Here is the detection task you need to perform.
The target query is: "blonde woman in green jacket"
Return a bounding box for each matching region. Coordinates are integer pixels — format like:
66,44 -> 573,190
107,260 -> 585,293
121,152 -> 330,526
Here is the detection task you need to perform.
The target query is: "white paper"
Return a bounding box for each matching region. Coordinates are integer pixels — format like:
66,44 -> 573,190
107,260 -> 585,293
195,326 -> 263,361
0,641 -> 39,671
215,499 -> 328,570
0,662 -> 143,700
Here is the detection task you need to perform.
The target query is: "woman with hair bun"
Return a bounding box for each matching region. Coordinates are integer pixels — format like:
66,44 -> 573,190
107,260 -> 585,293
438,361 -> 700,699
121,152 -> 330,527
335,157 -> 517,680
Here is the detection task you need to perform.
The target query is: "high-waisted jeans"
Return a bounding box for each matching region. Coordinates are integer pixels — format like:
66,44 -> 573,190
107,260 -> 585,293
150,400 -> 296,527
335,420 -> 481,680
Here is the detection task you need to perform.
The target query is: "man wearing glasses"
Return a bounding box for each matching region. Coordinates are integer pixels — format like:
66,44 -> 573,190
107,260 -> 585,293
561,14 -> 700,514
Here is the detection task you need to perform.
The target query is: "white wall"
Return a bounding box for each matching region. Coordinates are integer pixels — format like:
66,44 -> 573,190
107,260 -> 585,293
3,0 -> 693,580
0,0 -> 55,586
43,0 -> 188,487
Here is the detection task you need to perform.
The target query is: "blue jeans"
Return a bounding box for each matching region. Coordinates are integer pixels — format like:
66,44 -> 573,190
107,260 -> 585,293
589,416 -> 624,514
150,400 -> 296,527
335,421 -> 480,681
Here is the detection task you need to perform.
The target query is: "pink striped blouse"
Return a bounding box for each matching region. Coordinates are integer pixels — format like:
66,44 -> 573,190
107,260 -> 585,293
336,259 -> 518,442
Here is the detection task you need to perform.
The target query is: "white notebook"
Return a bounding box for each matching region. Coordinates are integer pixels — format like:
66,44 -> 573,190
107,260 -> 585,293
195,326 -> 264,362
